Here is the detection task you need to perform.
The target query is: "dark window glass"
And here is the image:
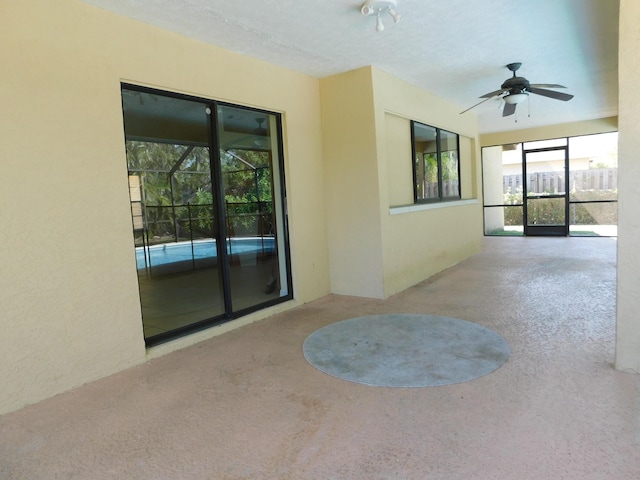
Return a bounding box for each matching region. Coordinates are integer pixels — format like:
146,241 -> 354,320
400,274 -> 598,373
412,122 -> 460,202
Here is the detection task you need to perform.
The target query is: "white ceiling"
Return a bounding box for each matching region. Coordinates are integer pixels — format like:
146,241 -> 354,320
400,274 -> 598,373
83,0 -> 619,134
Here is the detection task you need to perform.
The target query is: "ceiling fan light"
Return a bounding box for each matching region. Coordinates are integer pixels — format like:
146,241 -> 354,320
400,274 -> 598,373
375,11 -> 385,31
361,0 -> 397,14
504,93 -> 528,104
388,7 -> 401,23
361,5 -> 374,15
361,0 -> 399,31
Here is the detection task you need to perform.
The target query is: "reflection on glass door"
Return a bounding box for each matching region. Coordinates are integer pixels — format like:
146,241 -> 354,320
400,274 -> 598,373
216,104 -> 290,313
123,92 -> 225,341
122,86 -> 291,346
523,144 -> 568,236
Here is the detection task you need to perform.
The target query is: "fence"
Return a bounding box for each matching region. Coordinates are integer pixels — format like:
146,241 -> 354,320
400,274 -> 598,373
136,201 -> 274,247
134,201 -> 275,275
503,168 -> 617,194
420,180 -> 460,199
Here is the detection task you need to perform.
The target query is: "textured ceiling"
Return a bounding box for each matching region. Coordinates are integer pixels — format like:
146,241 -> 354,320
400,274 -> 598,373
82,0 -> 619,134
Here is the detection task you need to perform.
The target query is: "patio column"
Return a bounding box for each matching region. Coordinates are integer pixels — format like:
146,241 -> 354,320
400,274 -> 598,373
615,0 -> 640,373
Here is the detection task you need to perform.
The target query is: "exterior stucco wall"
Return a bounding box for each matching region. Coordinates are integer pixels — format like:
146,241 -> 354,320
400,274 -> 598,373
0,0 -> 329,414
373,69 -> 483,298
615,0 -> 640,373
321,67 -> 483,299
320,68 -> 385,298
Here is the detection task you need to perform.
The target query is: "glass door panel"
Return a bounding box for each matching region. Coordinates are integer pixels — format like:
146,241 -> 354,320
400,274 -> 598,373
526,196 -> 566,226
217,105 -> 290,312
523,148 -> 568,236
123,89 -> 225,343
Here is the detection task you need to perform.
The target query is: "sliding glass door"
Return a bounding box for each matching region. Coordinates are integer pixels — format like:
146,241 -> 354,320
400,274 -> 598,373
122,85 -> 291,346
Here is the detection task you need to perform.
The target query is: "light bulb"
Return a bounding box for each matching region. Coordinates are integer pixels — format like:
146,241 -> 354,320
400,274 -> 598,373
361,5 -> 374,15
504,93 -> 528,104
388,7 -> 401,23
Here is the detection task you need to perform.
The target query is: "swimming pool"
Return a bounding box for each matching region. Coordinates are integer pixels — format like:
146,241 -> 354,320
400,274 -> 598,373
136,237 -> 275,270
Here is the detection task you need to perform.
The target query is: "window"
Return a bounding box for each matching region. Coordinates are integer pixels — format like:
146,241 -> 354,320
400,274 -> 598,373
412,121 -> 461,202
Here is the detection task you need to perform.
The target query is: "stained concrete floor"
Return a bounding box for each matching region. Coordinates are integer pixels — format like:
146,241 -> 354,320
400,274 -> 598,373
1,237 -> 638,479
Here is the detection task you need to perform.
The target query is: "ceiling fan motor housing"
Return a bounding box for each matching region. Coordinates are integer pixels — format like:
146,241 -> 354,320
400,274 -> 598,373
502,76 -> 530,95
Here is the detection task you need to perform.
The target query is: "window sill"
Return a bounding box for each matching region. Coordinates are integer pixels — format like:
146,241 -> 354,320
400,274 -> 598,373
389,198 -> 478,216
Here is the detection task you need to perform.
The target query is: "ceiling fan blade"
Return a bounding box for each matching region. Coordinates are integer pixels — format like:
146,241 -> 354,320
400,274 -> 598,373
529,83 -> 567,89
480,88 -> 507,99
502,102 -> 516,117
529,87 -> 574,101
459,95 -> 500,114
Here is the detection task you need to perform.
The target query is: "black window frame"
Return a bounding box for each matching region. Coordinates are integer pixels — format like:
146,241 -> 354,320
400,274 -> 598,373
411,120 -> 461,203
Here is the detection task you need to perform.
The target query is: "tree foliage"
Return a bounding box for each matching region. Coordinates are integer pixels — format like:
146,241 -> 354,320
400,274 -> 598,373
126,141 -> 275,241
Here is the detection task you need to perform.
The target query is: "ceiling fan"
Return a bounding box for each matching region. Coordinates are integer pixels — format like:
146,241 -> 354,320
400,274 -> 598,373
460,62 -> 574,117
221,117 -> 270,150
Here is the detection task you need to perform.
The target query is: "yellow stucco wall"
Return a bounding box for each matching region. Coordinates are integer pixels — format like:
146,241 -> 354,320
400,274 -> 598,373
0,0 -> 329,414
479,117 -> 618,147
321,67 -> 483,299
320,68 -> 386,298
373,69 -> 483,298
615,0 -> 640,373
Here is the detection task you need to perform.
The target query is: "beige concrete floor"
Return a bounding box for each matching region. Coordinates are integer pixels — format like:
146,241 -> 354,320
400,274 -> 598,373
1,237 -> 638,479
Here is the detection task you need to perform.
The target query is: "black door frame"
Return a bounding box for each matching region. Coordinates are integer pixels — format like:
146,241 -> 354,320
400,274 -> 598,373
121,83 -> 293,347
522,144 -> 569,236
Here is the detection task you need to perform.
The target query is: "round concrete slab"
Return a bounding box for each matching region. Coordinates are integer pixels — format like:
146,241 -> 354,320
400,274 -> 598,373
303,314 -> 510,387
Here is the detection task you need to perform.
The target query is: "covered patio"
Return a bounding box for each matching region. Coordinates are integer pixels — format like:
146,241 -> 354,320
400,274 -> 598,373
1,236 -> 636,479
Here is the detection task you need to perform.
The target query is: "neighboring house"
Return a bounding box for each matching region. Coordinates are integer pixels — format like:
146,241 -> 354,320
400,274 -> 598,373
1,0 -> 638,415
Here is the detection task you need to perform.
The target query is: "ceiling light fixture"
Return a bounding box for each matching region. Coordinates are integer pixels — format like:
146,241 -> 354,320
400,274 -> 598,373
361,0 -> 401,32
504,93 -> 529,105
